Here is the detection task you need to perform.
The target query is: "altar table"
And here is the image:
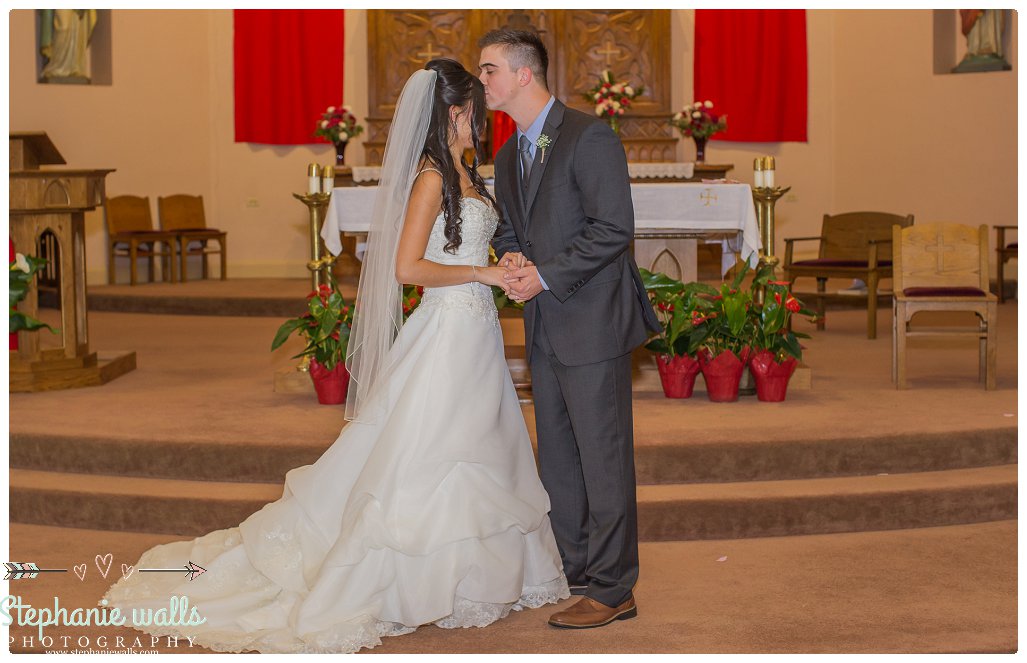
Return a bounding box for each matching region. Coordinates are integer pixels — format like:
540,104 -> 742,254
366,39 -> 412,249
323,181 -> 760,282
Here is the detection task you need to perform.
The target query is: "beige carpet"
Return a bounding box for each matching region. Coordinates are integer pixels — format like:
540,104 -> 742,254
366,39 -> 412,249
5,520 -> 1016,654
7,282 -> 1018,654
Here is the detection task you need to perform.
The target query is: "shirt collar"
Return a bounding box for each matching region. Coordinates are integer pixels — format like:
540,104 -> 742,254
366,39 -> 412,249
518,95 -> 556,151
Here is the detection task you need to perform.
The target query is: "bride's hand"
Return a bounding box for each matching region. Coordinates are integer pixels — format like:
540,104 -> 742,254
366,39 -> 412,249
474,265 -> 513,293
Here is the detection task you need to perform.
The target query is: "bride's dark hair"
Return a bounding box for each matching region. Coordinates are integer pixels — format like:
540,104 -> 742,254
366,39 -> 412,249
421,58 -> 498,254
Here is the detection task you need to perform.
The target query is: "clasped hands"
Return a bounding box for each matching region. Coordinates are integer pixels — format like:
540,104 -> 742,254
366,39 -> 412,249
474,252 -> 542,303
497,252 -> 543,303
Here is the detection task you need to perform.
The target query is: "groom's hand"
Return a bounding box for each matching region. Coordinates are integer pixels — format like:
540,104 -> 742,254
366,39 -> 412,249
504,264 -> 544,303
498,251 -> 528,270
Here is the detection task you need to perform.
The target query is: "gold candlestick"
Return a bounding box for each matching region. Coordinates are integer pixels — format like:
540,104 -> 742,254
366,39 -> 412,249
751,184 -> 790,304
292,191 -> 334,292
291,189 -> 336,374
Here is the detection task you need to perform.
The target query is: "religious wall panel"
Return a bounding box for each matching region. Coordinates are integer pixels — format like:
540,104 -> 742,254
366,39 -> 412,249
364,9 -> 674,165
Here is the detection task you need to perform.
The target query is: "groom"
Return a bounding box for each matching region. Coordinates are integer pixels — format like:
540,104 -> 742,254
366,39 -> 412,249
478,30 -> 660,629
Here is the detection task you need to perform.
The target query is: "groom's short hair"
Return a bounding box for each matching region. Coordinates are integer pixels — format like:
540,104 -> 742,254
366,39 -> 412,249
478,29 -> 549,90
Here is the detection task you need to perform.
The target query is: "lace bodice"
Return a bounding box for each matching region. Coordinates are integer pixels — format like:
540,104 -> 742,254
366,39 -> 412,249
423,197 -> 498,266
417,197 -> 500,328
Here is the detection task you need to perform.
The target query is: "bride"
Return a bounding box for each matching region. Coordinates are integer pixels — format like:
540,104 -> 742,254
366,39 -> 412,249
99,59 -> 569,654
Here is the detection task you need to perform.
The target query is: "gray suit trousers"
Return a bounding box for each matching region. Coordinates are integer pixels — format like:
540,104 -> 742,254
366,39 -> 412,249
530,311 -> 639,607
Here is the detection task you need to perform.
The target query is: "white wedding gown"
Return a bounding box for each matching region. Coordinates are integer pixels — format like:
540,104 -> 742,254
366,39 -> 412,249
99,196 -> 569,653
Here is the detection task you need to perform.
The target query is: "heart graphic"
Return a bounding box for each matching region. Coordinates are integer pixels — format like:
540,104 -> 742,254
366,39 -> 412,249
95,553 -> 113,579
121,563 -> 135,580
73,564 -> 87,581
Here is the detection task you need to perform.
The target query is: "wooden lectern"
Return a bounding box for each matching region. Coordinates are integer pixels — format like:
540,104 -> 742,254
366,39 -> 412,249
9,131 -> 136,391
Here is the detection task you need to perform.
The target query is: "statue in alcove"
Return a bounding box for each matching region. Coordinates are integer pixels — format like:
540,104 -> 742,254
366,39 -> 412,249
38,9 -> 97,83
953,9 -> 1012,73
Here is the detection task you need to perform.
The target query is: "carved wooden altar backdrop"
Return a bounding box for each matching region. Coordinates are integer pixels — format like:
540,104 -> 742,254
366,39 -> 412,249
364,10 -> 674,165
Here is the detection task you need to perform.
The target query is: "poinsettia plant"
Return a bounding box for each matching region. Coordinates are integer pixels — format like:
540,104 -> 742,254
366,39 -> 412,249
10,253 -> 58,334
582,69 -> 645,134
314,105 -> 364,144
271,275 -> 353,371
671,100 -> 727,140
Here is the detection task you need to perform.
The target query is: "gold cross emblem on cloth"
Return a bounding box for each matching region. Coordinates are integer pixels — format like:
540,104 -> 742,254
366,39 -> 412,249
700,189 -> 718,207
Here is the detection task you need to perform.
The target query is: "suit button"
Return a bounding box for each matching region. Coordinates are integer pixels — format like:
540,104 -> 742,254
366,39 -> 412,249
567,288 -> 574,294
525,241 -> 533,247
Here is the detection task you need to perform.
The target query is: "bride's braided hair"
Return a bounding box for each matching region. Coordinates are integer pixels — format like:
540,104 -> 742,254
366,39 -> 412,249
421,58 -> 497,255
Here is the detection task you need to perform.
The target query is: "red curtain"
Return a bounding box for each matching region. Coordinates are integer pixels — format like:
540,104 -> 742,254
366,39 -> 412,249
234,10 -> 346,144
694,10 -> 807,142
492,111 -> 517,158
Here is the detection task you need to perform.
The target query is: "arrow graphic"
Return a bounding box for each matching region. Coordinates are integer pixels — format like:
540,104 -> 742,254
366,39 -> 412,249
4,562 -> 67,580
139,561 -> 207,581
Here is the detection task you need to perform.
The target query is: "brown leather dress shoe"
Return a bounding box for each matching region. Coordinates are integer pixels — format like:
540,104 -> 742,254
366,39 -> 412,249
547,595 -> 637,629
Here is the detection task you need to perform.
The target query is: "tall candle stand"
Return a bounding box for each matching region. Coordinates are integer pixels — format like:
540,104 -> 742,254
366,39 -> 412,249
292,191 -> 335,292
291,190 -> 335,373
751,185 -> 790,304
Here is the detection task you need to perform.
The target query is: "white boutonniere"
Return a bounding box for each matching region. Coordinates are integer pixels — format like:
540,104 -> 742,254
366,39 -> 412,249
536,134 -> 552,164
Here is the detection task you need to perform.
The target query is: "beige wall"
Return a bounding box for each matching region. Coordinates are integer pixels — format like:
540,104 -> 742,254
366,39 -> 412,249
8,9 -> 1016,283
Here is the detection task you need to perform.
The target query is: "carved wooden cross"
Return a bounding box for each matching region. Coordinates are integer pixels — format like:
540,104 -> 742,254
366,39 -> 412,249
597,40 -> 621,66
925,231 -> 956,271
700,188 -> 718,207
417,42 -> 441,61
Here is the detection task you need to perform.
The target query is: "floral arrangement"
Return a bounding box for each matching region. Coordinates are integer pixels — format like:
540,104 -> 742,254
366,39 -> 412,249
670,100 -> 727,140
10,253 -> 57,335
314,105 -> 364,144
582,70 -> 645,134
271,277 -> 353,371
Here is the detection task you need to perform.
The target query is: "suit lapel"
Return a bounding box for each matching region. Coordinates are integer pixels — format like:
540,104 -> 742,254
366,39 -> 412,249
523,100 -> 566,232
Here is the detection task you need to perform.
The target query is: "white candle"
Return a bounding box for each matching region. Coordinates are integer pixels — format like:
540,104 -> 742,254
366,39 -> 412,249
764,169 -> 775,188
321,165 -> 335,196
753,157 -> 765,188
307,163 -> 320,194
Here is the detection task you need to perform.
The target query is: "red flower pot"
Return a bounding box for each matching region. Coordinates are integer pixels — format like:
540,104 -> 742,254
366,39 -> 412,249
748,350 -> 798,402
308,358 -> 350,405
655,354 -> 701,398
698,348 -> 750,402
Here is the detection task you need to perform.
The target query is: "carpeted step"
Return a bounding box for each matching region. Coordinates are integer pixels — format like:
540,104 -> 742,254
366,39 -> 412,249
637,464 -> 1017,541
10,427 -> 1016,485
11,464 -> 1017,540
86,292 -> 310,317
9,469 -> 282,536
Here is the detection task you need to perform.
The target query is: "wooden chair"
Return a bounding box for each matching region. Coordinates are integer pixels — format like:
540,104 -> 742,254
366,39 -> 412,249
105,195 -> 178,285
157,194 -> 227,282
784,211 -> 914,340
994,225 -> 1017,303
892,222 -> 997,390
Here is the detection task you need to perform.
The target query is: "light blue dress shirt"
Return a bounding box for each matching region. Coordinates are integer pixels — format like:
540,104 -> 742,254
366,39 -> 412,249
515,95 -> 556,291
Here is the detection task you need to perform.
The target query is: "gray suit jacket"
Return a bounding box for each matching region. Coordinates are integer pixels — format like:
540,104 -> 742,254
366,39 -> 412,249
492,99 -> 661,366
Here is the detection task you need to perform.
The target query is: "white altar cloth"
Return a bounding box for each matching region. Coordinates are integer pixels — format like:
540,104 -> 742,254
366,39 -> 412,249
323,181 -> 760,274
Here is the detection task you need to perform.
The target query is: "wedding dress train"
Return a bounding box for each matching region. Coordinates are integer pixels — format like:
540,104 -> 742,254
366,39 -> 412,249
99,197 -> 569,653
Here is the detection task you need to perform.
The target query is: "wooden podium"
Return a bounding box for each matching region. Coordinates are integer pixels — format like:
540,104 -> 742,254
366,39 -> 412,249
9,132 -> 136,391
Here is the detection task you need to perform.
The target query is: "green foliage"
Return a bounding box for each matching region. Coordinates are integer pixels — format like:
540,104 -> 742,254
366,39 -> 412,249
271,273 -> 353,371
639,268 -> 717,357
9,254 -> 58,335
640,255 -> 818,363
